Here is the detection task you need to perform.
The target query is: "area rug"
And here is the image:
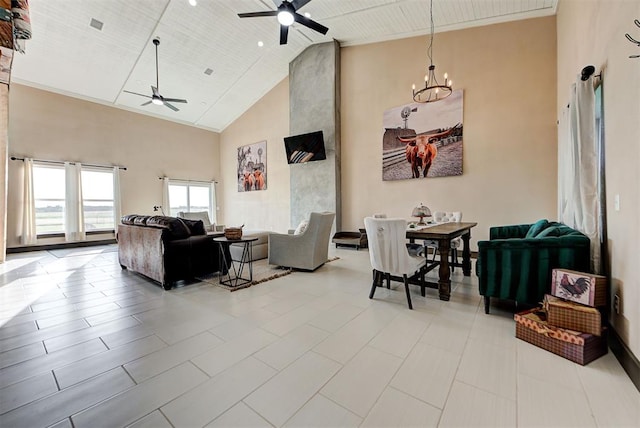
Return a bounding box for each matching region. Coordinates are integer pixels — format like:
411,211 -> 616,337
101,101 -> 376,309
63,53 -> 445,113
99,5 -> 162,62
197,256 -> 339,292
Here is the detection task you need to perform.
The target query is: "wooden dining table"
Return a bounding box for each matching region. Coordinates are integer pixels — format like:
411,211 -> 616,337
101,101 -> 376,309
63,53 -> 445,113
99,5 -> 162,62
406,222 -> 478,301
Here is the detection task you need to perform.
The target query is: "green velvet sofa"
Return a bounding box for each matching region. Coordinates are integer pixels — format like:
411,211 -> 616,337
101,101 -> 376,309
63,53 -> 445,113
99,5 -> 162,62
477,220 -> 591,314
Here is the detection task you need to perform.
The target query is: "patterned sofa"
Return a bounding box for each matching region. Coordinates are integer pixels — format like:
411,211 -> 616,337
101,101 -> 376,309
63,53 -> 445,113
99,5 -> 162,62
117,214 -> 227,290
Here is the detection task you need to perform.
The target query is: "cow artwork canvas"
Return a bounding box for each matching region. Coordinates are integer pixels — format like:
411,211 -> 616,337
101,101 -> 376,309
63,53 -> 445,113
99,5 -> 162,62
382,90 -> 464,181
237,140 -> 267,192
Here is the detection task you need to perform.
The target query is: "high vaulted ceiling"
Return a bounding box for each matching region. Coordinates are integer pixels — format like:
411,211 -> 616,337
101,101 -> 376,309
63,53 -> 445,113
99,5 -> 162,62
11,0 -> 557,132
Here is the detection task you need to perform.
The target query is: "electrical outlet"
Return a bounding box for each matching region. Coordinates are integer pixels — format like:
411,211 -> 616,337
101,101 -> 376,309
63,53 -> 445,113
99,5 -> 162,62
614,294 -> 621,314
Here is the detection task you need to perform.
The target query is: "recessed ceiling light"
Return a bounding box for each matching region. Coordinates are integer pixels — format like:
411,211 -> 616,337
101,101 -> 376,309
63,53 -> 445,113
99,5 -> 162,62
258,40 -> 264,47
89,18 -> 103,31
204,68 -> 213,75
304,12 -> 311,18
189,0 -> 197,6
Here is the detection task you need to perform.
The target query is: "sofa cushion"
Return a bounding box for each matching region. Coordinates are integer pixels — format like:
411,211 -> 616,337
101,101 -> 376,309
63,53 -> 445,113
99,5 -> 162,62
145,216 -> 170,229
121,214 -> 139,225
133,215 -> 151,226
181,219 -> 206,236
525,219 -> 549,238
146,216 -> 191,240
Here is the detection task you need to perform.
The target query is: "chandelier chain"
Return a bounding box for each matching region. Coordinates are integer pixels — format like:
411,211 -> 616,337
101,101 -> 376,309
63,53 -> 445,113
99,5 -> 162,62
411,0 -> 452,103
428,0 -> 434,66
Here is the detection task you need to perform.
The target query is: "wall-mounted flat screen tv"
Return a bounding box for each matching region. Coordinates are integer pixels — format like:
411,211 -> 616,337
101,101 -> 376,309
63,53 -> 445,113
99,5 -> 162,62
284,130 -> 326,164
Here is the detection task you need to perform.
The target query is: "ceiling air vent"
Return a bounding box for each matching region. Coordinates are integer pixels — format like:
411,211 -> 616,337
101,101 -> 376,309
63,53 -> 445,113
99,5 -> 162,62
204,68 -> 214,76
89,18 -> 104,31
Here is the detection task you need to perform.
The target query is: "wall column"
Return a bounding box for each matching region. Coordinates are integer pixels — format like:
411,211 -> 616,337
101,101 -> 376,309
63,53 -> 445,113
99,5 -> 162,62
289,41 -> 341,231
0,84 -> 7,263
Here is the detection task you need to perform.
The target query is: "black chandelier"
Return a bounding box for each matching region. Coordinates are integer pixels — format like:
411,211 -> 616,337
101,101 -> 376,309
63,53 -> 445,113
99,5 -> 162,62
412,0 -> 452,103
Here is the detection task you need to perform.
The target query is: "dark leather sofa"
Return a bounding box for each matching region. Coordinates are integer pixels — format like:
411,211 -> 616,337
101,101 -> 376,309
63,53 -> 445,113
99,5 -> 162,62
117,214 -> 227,290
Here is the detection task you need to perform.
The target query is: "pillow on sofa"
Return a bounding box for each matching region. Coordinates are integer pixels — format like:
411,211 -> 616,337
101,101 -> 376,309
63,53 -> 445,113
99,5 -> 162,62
177,211 -> 214,231
536,226 -> 560,239
294,220 -> 309,235
525,219 -> 549,238
181,219 -> 206,236
170,218 -> 192,240
536,224 -> 578,238
535,225 -> 564,238
146,216 -> 191,240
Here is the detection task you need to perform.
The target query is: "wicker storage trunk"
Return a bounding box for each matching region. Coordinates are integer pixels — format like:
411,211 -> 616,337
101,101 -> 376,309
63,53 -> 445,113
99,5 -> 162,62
514,308 -> 607,365
543,294 -> 602,336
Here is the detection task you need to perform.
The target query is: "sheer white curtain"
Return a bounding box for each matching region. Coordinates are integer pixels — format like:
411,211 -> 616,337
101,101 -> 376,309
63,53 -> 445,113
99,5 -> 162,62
162,177 -> 170,216
558,105 -> 573,221
113,167 -> 122,227
209,181 -> 217,224
65,162 -> 85,241
558,75 -> 601,273
21,158 -> 37,245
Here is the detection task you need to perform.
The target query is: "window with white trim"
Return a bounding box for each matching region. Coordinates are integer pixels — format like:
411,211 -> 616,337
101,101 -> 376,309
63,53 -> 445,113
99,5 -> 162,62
168,182 -> 213,218
32,164 -> 116,235
33,164 -> 65,234
81,168 -> 115,231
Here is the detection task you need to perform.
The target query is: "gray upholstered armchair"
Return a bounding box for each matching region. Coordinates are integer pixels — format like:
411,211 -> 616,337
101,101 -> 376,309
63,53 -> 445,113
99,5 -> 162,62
268,212 -> 335,271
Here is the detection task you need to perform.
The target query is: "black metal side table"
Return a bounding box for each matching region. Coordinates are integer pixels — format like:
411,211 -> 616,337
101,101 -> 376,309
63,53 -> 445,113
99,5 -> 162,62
213,236 -> 258,288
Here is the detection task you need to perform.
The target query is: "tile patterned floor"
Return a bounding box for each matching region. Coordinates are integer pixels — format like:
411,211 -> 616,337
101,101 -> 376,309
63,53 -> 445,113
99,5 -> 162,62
0,245 -> 639,427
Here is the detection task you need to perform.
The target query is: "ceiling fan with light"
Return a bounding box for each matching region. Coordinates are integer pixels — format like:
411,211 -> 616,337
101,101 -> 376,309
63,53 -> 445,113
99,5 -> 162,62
123,37 -> 187,112
238,0 -> 328,45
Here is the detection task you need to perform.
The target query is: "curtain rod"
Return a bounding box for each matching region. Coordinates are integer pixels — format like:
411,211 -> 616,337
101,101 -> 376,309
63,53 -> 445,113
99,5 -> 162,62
580,65 -> 601,81
10,156 -> 127,171
159,176 -> 218,184
563,66 -> 603,108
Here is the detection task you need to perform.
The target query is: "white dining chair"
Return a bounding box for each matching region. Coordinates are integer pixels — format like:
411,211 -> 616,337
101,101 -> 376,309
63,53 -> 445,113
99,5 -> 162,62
424,211 -> 463,271
364,217 -> 426,309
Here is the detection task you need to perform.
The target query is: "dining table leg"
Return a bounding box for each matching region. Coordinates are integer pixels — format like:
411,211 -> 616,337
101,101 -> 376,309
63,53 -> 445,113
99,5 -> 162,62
462,231 -> 472,276
437,238 -> 451,301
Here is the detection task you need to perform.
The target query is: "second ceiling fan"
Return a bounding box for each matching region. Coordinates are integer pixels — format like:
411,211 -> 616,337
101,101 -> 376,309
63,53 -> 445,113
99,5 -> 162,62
124,38 -> 187,112
238,0 -> 328,45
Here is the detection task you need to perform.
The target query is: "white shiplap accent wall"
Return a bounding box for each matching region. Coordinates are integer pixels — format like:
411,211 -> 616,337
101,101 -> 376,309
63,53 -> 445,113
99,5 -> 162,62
11,0 -> 557,132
